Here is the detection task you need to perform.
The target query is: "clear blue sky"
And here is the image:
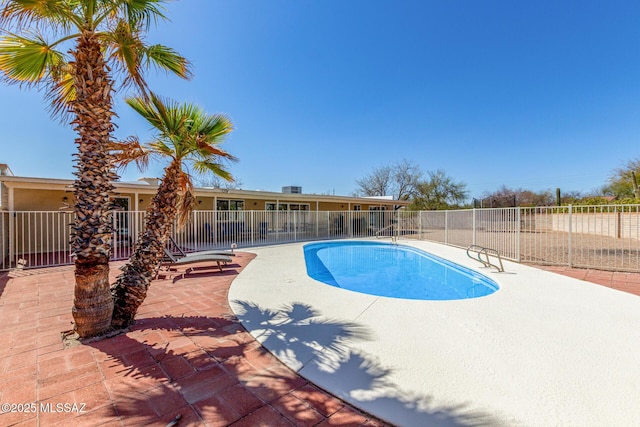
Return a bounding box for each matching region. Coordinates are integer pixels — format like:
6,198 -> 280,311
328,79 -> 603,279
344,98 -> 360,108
1,0 -> 639,200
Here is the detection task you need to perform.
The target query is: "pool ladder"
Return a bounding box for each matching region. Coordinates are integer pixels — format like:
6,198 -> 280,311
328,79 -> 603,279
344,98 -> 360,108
375,224 -> 398,244
466,245 -> 505,272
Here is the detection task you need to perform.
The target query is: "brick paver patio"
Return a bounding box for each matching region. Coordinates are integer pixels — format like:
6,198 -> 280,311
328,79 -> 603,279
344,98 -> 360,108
535,265 -> 640,296
0,253 -> 390,426
0,253 -> 638,426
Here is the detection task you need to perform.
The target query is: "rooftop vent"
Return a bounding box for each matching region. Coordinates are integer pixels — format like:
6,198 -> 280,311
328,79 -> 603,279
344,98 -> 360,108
282,186 -> 302,194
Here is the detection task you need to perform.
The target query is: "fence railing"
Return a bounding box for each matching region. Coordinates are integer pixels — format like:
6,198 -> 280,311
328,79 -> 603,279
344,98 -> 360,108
1,205 -> 638,272
0,209 -> 394,270
400,205 -> 639,272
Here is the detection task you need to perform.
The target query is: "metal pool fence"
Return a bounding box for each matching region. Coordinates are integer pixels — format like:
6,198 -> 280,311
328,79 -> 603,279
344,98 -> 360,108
1,205 -> 638,272
399,205 -> 640,272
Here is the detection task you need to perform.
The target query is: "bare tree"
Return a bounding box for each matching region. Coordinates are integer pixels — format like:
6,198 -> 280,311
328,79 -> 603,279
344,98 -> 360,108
198,176 -> 243,190
394,159 -> 423,201
354,160 -> 422,200
478,185 -> 554,207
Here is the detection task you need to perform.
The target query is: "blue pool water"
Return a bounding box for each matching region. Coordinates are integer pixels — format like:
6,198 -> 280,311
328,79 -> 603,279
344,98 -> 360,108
303,241 -> 499,300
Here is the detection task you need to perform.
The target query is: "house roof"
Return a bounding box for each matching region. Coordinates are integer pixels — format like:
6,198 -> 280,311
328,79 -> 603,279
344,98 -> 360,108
0,174 -> 410,207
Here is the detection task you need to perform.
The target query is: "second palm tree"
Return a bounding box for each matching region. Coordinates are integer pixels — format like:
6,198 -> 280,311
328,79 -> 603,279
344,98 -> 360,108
110,94 -> 236,328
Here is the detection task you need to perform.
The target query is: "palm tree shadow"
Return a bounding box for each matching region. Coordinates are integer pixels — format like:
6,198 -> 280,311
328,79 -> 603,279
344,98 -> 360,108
232,300 -> 503,427
233,300 -> 371,372
87,312 -> 396,425
85,314 -> 261,425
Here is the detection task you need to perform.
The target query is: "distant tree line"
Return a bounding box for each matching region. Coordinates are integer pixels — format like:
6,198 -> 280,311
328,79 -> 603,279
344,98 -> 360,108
354,157 -> 640,210
353,160 -> 468,210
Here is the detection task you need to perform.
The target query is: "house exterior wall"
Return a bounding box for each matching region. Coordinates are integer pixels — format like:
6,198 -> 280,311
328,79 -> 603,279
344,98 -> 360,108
13,189 -> 72,211
0,184 -> 405,213
0,176 -> 407,266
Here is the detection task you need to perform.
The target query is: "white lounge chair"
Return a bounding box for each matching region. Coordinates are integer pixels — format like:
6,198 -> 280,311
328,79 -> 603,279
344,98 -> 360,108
161,248 -> 232,274
167,236 -> 236,258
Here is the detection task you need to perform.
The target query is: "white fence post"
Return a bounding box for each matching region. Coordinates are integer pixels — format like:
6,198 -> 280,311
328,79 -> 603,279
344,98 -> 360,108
445,210 -> 448,245
472,208 -> 476,246
517,207 -> 522,263
8,211 -> 15,269
568,204 -> 573,268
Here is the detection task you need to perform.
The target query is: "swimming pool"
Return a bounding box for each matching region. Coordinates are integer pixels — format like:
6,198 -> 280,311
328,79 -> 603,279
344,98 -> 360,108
303,241 -> 499,300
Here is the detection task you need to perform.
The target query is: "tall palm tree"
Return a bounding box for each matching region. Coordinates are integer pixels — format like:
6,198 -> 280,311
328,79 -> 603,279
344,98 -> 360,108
0,1 -> 191,338
110,93 -> 236,328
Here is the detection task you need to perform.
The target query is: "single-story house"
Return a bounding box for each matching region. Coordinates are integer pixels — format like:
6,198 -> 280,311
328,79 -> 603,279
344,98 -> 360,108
0,171 -> 407,213
0,166 -> 409,269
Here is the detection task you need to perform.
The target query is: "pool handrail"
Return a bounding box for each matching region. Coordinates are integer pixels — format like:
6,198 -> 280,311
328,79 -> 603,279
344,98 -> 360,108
375,224 -> 397,243
466,245 -> 505,272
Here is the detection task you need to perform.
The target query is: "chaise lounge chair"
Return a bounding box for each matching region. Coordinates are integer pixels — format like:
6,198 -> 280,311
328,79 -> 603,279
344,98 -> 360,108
161,248 -> 233,274
167,236 -> 236,258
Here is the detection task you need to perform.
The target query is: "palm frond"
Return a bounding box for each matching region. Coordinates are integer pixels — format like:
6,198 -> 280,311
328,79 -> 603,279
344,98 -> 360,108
0,32 -> 65,83
197,142 -> 238,162
125,94 -> 166,132
143,44 -> 192,79
193,161 -> 234,183
108,136 -> 153,172
147,140 -> 175,158
100,6 -> 190,95
101,20 -> 148,94
0,0 -> 82,31
36,60 -> 75,120
150,92 -> 184,140
123,0 -> 167,31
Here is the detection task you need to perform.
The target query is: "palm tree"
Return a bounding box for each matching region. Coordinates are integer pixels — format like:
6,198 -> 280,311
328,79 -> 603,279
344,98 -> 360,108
0,1 -> 191,338
110,93 -> 236,328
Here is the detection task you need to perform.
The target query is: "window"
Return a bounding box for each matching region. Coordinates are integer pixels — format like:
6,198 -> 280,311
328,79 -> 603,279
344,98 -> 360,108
112,197 -> 130,211
289,204 -> 310,211
216,199 -> 244,221
353,205 -> 362,211
266,202 -> 310,211
110,197 -> 131,245
216,199 -> 244,211
217,199 -> 229,211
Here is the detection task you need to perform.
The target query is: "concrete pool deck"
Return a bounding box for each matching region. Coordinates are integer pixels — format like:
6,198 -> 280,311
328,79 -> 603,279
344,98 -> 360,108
229,239 -> 640,427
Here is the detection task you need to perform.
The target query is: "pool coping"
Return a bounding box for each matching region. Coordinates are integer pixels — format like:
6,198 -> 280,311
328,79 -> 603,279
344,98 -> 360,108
229,238 -> 640,426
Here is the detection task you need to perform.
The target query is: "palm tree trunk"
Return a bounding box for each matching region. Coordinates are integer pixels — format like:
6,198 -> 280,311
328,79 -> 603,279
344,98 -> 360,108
111,161 -> 181,329
70,30 -> 118,338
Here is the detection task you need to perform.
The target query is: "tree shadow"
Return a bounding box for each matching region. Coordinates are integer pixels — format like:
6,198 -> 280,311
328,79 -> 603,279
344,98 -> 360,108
232,300 -> 504,427
84,314 -> 260,425
81,299 -> 504,426
85,311 -> 392,426
233,301 -> 371,372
